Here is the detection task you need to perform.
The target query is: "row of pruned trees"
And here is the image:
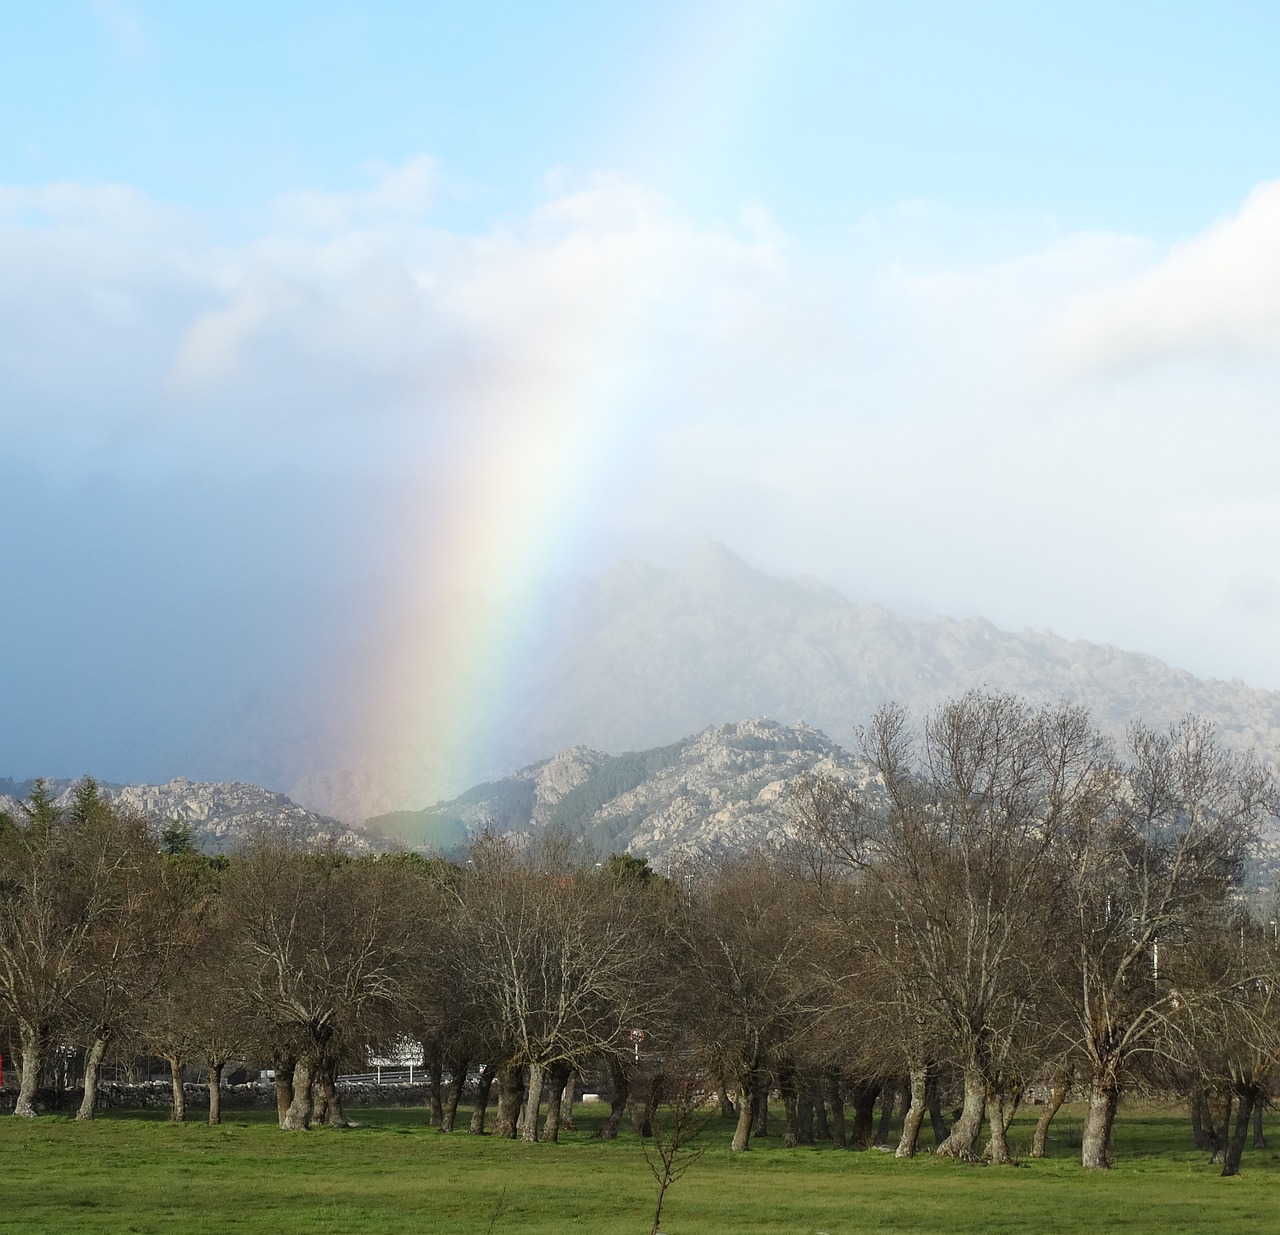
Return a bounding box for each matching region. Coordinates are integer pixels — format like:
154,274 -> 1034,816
789,692 -> 1278,1173
0,780 -> 192,1120
0,786 -> 682,1138
2,692 -> 1277,1176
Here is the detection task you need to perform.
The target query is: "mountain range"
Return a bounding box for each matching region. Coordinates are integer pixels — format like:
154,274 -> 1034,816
0,776 -> 380,855
368,716 -> 1280,892
368,717 -> 868,857
5,718 -> 1276,889
10,543 -> 1280,838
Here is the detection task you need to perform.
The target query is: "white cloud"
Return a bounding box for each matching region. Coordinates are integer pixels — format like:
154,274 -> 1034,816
1057,180 -> 1280,370
0,179 -> 173,228
271,155 -> 439,231
167,168 -> 796,447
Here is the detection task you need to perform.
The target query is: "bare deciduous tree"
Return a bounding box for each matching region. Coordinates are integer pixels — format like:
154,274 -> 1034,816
0,780 -> 169,1118
640,1072 -> 713,1235
1059,717 -> 1274,1169
145,834 -> 243,1125
455,830 -> 675,1144
62,782 -> 182,1121
678,854 -> 827,1153
795,693 -> 1110,1163
224,841 -> 423,1131
1180,918 -> 1280,1177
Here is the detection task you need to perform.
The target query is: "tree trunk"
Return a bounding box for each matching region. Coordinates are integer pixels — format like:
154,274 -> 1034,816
281,1056 -> 313,1131
982,1088 -> 1013,1164
780,1064 -> 800,1149
1252,1096 -> 1266,1149
874,1079 -> 899,1145
441,1056 -> 469,1133
427,1050 -> 444,1128
274,1057 -> 296,1128
540,1061 -> 571,1143
76,1036 -> 108,1121
1002,1086 -> 1022,1130
731,1079 -> 756,1152
164,1055 -> 186,1123
315,1058 -> 347,1128
849,1080 -> 881,1148
1189,1087 -> 1210,1149
717,1081 -> 736,1119
312,1071 -> 331,1127
207,1061 -> 224,1126
469,1063 -> 495,1135
1222,1087 -> 1257,1177
1031,1081 -> 1067,1158
1209,1090 -> 1233,1165
1080,1077 -> 1119,1170
325,1075 -> 348,1127
14,1021 -> 42,1118
825,1071 -> 847,1148
630,1071 -> 660,1138
796,1082 -> 815,1146
493,1063 -> 523,1139
936,1067 -> 985,1159
926,1070 -> 949,1145
896,1066 -> 928,1158
597,1057 -> 629,1140
560,1069 -> 577,1131
539,1089 -> 562,1143
751,1080 -> 769,1138
521,1063 -> 544,1142
812,1081 -> 830,1143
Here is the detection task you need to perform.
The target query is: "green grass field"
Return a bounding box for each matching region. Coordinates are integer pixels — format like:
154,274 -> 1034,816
3,1101 -> 1278,1234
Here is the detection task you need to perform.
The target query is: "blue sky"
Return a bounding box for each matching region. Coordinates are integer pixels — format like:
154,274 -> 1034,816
4,1 -> 1280,794
8,2 -> 1280,237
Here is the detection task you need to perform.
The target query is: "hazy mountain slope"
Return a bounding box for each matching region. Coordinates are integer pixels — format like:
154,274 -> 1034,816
520,542 -> 1280,769
202,542 -> 1280,822
0,777 -> 383,855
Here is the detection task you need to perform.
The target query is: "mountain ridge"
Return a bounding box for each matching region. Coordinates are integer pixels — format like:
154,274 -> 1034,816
368,716 -> 869,858
0,776 -> 385,855
371,714 -> 1280,893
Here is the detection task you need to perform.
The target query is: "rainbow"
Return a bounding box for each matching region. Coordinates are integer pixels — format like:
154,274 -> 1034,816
354,3 -> 800,816
352,290 -> 651,815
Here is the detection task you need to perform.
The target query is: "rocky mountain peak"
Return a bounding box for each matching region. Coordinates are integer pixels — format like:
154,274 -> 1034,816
528,745 -> 608,814
370,717 -> 871,859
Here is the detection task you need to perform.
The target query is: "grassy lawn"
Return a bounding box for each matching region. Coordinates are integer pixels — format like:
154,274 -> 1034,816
2,1100 -> 1279,1234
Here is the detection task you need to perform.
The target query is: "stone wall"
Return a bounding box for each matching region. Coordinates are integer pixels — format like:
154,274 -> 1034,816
0,1080 -> 433,1116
